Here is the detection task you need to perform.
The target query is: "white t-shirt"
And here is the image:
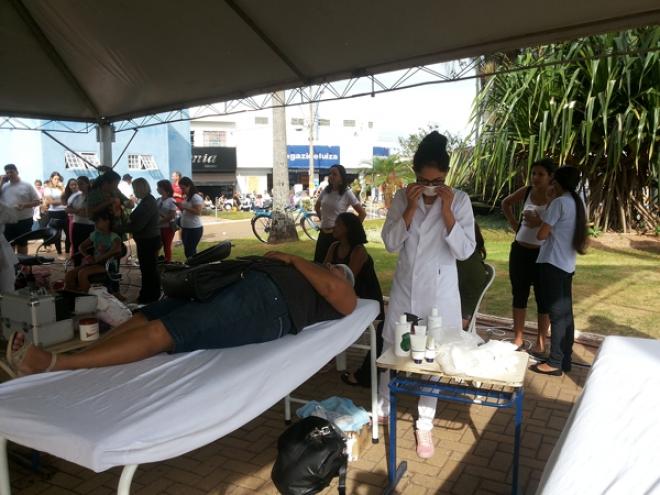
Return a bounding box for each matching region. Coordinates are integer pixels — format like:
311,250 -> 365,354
537,193 -> 578,273
67,191 -> 94,225
515,194 -> 547,246
44,186 -> 67,212
318,188 -> 359,229
156,197 -> 178,228
180,194 -> 204,229
1,181 -> 40,221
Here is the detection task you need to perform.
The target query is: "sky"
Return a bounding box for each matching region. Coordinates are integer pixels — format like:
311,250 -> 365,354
295,63 -> 479,147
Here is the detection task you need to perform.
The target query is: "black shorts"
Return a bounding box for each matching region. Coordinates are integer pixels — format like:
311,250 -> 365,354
4,218 -> 33,246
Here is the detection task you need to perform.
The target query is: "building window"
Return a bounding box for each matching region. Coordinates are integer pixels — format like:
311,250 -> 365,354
190,130 -> 195,146
343,120 -> 356,127
318,119 -> 331,126
290,118 -> 305,126
368,121 -> 374,129
64,151 -> 99,170
127,154 -> 158,171
255,116 -> 269,125
203,130 -> 226,146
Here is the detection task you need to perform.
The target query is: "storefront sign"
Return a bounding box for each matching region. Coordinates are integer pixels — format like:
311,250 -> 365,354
373,146 -> 390,158
287,145 -> 340,169
192,146 -> 237,173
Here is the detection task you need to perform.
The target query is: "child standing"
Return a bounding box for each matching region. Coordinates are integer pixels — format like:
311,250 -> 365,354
65,210 -> 122,292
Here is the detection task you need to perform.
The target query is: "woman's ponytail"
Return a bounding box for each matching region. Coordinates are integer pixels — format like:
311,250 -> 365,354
554,166 -> 588,254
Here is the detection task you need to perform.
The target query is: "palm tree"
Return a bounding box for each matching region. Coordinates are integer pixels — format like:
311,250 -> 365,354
459,27 -> 660,232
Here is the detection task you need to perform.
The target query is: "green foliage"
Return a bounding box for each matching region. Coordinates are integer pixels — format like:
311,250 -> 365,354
463,27 -> 660,232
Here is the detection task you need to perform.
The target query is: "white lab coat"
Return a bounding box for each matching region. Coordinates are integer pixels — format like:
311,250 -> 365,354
0,202 -> 18,293
381,188 -> 475,345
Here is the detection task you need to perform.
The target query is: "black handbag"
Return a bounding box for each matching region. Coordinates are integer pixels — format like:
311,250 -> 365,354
272,416 -> 348,495
160,258 -> 253,301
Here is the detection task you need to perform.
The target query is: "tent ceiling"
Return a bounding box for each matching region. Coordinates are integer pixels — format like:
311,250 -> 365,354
1,0 -> 659,123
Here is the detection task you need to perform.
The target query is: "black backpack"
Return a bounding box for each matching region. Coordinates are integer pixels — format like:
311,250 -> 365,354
271,416 -> 348,495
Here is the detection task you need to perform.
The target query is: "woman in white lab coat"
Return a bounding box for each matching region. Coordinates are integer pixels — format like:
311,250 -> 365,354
380,131 -> 475,459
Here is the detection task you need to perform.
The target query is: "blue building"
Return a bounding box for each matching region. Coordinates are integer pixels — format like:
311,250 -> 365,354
0,120 -> 191,189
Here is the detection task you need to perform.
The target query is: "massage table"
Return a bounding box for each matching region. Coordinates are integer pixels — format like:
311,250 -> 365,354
536,336 -> 660,494
0,299 -> 380,495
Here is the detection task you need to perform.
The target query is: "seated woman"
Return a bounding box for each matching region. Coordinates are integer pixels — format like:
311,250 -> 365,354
457,222 -> 489,330
323,212 -> 385,388
7,252 -> 357,376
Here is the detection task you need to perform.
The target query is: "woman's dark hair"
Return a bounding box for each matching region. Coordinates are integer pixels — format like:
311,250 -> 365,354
62,178 -> 78,203
553,166 -> 588,255
336,212 -> 367,247
49,171 -> 63,181
325,164 -> 349,195
157,179 -> 174,197
475,222 -> 486,259
413,131 -> 450,173
92,170 -> 121,190
91,208 -> 113,227
531,158 -> 556,176
178,176 -> 198,200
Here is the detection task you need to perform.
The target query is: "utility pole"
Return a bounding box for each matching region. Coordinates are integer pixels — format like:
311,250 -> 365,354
269,91 -> 298,243
308,100 -> 315,194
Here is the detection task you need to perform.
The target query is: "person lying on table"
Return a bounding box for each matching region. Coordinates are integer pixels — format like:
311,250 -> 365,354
6,253 -> 357,376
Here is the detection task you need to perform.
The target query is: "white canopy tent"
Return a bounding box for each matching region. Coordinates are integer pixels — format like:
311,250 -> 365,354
1,0 -> 659,124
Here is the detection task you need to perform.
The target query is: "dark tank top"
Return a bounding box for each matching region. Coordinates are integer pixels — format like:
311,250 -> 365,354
253,263 -> 343,333
329,244 -> 384,320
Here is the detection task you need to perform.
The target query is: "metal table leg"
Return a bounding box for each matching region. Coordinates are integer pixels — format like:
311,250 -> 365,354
117,464 -> 138,495
384,374 -> 406,495
511,387 -> 524,495
0,438 -> 9,495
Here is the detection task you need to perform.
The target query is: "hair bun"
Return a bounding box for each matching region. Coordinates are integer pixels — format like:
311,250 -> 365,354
420,131 -> 448,151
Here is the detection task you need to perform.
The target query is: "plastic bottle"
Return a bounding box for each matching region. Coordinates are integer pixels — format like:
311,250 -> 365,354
427,307 -> 443,347
394,314 -> 411,358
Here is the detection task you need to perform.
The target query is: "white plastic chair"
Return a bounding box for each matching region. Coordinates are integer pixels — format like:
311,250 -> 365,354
466,263 -> 496,334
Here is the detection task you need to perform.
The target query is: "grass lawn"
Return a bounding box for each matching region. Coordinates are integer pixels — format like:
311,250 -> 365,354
174,216 -> 660,339
201,210 -> 254,220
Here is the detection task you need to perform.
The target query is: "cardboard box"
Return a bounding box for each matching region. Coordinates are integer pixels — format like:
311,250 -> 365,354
344,424 -> 371,462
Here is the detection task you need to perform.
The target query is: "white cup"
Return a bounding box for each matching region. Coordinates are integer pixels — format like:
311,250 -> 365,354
422,186 -> 437,196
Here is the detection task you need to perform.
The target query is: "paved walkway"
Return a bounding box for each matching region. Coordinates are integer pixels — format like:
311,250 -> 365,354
6,231 -> 596,494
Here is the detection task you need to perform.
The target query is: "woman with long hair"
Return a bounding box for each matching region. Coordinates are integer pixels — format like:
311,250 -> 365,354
62,178 -> 79,256
156,179 -> 177,262
324,212 -> 385,388
501,159 -> 555,352
87,170 -> 133,237
313,164 -> 366,263
380,131 -> 475,458
42,171 -> 66,256
530,165 -> 587,376
66,176 -> 95,267
177,177 -> 204,258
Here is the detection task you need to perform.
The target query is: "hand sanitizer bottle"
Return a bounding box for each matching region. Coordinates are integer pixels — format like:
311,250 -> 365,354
394,314 -> 411,358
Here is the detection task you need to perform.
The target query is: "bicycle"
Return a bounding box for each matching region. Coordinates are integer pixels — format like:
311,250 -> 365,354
251,206 -> 321,243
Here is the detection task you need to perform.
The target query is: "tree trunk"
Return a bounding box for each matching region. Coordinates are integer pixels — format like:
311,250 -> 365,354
269,91 -> 298,244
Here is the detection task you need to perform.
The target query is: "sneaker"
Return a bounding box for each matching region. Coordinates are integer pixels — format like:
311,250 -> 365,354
415,430 -> 435,459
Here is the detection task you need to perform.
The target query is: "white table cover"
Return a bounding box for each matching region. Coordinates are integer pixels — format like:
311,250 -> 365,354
0,299 -> 379,472
536,336 -> 660,495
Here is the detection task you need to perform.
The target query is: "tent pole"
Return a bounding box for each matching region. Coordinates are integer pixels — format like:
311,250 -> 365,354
97,123 -> 115,168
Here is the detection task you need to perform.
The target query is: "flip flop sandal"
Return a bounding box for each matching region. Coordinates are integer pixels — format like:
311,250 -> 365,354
6,331 -> 25,365
6,332 -> 57,377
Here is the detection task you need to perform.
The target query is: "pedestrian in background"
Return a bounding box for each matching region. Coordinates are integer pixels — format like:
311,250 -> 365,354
177,177 -> 204,258
0,164 -> 41,255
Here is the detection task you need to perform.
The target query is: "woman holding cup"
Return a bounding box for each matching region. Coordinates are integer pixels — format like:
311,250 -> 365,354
501,159 -> 555,354
380,131 -> 475,458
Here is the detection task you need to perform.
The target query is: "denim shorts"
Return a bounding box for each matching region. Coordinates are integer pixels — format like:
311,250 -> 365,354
140,270 -> 292,353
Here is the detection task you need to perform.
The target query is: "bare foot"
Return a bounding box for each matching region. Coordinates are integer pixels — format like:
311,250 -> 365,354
11,333 -> 55,375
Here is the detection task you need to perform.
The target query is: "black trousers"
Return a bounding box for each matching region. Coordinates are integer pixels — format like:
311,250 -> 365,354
313,230 -> 335,263
136,235 -> 162,304
538,263 -> 574,370
47,210 -> 67,254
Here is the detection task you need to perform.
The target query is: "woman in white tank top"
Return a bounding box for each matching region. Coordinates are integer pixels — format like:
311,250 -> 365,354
501,159 -> 555,354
